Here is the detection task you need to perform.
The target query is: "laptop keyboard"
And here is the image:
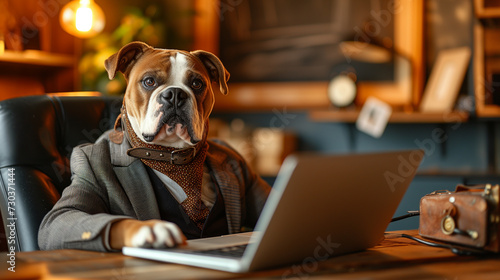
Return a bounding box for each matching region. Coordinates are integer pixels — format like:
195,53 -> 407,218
192,244 -> 248,258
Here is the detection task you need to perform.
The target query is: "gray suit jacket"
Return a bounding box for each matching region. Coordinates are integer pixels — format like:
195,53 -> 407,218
38,131 -> 271,252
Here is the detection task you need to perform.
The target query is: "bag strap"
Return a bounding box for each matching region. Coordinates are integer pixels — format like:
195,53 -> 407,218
455,184 -> 487,193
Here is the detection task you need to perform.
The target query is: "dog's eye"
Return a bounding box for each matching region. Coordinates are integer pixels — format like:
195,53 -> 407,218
191,79 -> 204,90
142,77 -> 156,89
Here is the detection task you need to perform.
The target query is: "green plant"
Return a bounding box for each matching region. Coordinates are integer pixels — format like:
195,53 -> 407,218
79,4 -> 192,95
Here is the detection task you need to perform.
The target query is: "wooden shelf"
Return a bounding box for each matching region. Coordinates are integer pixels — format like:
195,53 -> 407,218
0,50 -> 74,68
474,13 -> 500,118
213,82 -> 330,112
0,50 -> 76,102
475,0 -> 500,18
476,105 -> 500,118
417,169 -> 500,178
309,110 -> 470,123
0,0 -> 78,102
214,82 -> 472,124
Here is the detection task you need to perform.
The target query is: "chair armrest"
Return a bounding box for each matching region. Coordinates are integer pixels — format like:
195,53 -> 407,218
0,166 -> 61,251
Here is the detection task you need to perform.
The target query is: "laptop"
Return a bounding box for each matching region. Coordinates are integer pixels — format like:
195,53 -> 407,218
123,149 -> 424,273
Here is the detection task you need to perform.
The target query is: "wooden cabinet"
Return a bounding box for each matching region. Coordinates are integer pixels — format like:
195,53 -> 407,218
0,0 -> 78,102
474,0 -> 500,117
206,0 -> 470,123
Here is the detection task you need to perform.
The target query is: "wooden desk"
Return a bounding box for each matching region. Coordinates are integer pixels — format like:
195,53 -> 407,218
2,230 -> 500,279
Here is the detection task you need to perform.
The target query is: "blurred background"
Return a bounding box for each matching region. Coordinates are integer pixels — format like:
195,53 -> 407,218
1,0 -> 499,230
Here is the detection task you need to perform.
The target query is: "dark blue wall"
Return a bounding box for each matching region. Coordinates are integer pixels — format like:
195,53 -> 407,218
212,111 -> 498,230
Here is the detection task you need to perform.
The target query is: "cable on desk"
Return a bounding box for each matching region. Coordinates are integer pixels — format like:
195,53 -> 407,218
391,210 -> 420,222
388,233 -> 491,256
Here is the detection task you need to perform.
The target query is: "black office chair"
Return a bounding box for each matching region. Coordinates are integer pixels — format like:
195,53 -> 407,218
0,95 -> 123,251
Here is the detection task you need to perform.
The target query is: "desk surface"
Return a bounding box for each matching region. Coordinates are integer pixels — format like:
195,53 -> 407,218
2,230 -> 500,279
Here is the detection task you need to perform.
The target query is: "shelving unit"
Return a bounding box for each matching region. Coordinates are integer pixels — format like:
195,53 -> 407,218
0,0 -> 78,102
213,82 -> 471,124
0,50 -> 74,68
213,82 -> 330,112
0,50 -> 77,102
475,0 -> 500,18
474,0 -> 500,118
309,110 -> 470,123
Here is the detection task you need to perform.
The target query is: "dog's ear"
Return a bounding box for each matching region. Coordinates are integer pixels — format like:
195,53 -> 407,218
191,50 -> 230,95
105,41 -> 152,80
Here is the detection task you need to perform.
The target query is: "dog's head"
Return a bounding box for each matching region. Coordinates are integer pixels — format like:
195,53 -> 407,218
105,41 -> 229,148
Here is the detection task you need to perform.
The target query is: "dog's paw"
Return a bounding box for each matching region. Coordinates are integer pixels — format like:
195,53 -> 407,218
130,221 -> 186,248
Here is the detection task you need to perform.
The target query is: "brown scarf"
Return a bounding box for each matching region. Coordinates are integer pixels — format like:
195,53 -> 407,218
121,106 -> 210,229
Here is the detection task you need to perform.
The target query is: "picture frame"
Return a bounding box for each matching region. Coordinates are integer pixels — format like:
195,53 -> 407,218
192,0 -> 424,111
419,47 -> 471,113
356,97 -> 392,138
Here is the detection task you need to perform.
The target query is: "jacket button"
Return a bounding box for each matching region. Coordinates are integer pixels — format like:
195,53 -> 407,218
81,232 -> 92,240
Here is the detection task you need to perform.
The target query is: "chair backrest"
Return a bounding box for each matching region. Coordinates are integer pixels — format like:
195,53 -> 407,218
0,95 -> 123,251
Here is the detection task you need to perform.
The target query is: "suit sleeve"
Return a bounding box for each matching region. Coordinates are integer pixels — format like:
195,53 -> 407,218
242,161 -> 272,229
211,140 -> 272,229
38,144 -> 130,252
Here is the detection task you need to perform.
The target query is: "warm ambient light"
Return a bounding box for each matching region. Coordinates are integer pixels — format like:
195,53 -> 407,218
60,0 -> 105,38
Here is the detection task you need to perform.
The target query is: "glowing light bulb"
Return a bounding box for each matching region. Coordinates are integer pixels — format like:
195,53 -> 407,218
75,7 -> 93,32
60,0 -> 105,38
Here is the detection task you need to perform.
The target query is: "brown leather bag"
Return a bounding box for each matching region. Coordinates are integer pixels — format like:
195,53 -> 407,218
419,184 -> 500,252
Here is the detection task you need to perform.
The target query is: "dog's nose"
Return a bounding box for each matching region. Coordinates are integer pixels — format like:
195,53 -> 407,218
160,88 -> 188,108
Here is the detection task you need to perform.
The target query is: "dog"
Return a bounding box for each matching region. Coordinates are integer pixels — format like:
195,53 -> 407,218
105,41 -> 232,249
38,42 -> 271,252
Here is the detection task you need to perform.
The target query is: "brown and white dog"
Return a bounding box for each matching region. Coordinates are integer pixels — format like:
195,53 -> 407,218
103,41 -> 230,249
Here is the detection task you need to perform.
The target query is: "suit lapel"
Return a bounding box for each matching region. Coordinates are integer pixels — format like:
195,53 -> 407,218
205,150 -> 242,234
108,134 -> 242,232
111,136 -> 161,220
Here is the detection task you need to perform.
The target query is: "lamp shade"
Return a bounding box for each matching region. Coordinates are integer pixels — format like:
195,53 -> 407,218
60,0 -> 105,38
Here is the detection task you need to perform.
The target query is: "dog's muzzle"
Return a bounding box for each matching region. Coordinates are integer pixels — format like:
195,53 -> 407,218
141,86 -> 197,144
